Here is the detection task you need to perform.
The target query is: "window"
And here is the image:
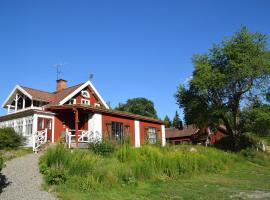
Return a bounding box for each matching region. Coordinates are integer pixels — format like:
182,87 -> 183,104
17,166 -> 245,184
147,127 -> 157,144
112,122 -> 123,141
38,118 -> 44,129
68,98 -> 76,105
94,103 -> 100,108
16,119 -> 23,134
25,117 -> 33,136
81,99 -> 90,105
81,90 -> 90,98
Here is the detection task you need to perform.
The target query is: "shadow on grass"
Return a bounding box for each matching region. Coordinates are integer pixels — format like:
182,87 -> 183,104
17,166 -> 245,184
0,173 -> 10,193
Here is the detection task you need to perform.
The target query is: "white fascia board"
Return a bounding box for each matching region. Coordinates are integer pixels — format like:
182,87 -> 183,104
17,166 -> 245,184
2,85 -> 32,108
59,81 -> 109,109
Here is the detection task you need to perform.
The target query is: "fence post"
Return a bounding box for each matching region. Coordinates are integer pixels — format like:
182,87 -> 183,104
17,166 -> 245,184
45,128 -> 48,143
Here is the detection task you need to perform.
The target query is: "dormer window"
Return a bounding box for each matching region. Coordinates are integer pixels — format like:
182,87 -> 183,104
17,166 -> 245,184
68,98 -> 76,105
81,99 -> 90,105
81,90 -> 90,98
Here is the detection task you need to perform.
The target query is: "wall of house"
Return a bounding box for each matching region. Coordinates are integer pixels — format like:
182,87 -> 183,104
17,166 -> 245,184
210,130 -> 226,144
102,113 -> 135,145
139,121 -> 162,145
0,115 -> 34,147
70,86 -> 99,107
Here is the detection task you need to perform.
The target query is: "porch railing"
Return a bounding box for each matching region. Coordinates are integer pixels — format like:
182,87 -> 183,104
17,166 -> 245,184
65,129 -> 97,148
33,129 -> 47,153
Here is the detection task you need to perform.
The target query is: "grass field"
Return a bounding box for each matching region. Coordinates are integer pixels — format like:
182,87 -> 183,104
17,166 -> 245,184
40,144 -> 270,200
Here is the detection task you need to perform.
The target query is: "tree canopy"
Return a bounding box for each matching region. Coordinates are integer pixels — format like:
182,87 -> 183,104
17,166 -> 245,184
115,97 -> 158,119
175,26 -> 270,148
164,115 -> 172,128
172,111 -> 183,129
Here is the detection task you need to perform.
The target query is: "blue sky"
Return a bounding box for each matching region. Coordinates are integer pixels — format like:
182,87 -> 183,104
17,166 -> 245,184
0,0 -> 269,120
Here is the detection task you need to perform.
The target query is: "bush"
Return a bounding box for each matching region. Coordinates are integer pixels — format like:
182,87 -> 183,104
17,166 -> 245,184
214,133 -> 264,151
0,156 -> 4,171
45,167 -> 67,185
0,128 -> 26,150
89,140 -> 117,156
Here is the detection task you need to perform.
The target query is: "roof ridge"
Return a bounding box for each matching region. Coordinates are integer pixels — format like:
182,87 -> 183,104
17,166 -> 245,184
53,82 -> 84,94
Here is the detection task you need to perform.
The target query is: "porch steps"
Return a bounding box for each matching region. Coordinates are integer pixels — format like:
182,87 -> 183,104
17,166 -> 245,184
70,142 -> 89,149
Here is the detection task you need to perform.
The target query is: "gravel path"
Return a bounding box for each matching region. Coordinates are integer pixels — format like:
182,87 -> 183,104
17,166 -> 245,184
0,153 -> 57,200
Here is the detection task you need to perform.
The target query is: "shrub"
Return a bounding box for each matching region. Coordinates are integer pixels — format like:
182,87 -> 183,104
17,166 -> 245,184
0,128 -> 26,149
45,167 -> 67,185
214,133 -> 264,151
0,156 -> 4,171
89,139 -> 117,156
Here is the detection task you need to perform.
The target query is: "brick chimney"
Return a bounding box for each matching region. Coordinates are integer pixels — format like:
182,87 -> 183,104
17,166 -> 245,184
56,79 -> 67,92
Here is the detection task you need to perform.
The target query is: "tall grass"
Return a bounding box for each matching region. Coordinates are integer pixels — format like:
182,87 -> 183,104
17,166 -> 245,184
40,143 -> 237,191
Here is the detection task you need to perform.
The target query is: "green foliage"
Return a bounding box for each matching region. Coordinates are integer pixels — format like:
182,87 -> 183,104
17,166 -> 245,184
214,133 -> 264,151
0,128 -> 26,150
241,102 -> 270,136
89,140 -> 117,156
164,115 -> 172,128
175,26 -> 270,149
0,156 -> 4,171
40,143 -> 237,191
115,97 -> 158,119
172,111 -> 183,129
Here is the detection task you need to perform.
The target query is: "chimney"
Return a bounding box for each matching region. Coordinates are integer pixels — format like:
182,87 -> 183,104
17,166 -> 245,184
56,79 -> 67,92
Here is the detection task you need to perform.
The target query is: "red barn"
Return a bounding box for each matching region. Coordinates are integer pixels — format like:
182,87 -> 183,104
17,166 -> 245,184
0,79 -> 165,151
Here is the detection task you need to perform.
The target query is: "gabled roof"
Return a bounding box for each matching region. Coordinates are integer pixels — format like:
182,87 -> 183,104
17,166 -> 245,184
165,126 -> 199,139
20,86 -> 55,102
58,81 -> 109,109
2,81 -> 109,109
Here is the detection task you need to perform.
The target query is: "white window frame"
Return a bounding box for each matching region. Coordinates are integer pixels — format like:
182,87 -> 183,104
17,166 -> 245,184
147,127 -> 157,144
68,98 -> 76,105
81,99 -> 90,105
81,90 -> 90,98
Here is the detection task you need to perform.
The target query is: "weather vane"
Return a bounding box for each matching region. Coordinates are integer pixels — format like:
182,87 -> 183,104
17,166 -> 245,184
53,63 -> 64,80
89,73 -> 94,81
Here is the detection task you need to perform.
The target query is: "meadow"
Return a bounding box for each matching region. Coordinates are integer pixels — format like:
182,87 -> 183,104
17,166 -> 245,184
39,142 -> 270,200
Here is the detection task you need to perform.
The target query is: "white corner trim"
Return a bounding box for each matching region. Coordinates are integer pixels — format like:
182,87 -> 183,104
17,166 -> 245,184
134,120 -> 140,147
161,125 -> 166,146
59,81 -> 109,109
2,85 -> 32,108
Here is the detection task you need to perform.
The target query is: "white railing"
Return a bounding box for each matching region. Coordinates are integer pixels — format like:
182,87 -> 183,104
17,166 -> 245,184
65,129 -> 100,148
33,129 -> 47,153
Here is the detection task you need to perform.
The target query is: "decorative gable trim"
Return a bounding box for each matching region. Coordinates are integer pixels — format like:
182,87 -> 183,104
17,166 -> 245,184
58,81 -> 109,109
2,85 -> 32,108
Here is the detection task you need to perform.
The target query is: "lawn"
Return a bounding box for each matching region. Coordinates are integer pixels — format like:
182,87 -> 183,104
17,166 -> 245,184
40,144 -> 270,200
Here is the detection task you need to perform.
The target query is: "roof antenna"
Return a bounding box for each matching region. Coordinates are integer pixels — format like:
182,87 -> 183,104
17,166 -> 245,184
53,63 -> 64,80
89,74 -> 94,82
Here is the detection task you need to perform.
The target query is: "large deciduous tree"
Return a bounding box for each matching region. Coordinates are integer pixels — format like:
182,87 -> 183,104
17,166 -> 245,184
175,27 -> 270,148
115,97 -> 158,119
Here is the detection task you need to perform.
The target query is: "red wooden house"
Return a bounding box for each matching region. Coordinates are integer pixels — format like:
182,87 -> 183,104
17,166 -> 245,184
0,79 -> 165,151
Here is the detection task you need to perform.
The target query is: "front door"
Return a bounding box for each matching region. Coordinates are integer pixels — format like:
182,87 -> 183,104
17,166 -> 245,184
79,113 -> 88,130
37,117 -> 52,142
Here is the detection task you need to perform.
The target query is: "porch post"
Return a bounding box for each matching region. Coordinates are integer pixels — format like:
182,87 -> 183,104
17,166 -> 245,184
15,94 -> 18,111
22,96 -> 26,109
74,109 -> 79,147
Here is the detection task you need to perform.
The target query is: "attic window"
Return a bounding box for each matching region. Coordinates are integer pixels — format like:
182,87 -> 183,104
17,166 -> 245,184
81,99 -> 90,105
81,90 -> 90,98
68,98 -> 76,105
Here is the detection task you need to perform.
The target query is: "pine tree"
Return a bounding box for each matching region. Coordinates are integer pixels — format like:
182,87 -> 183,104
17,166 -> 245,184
172,111 -> 182,129
164,115 -> 172,128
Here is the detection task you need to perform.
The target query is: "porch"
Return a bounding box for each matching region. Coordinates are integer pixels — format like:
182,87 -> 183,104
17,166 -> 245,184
47,105 -> 102,149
